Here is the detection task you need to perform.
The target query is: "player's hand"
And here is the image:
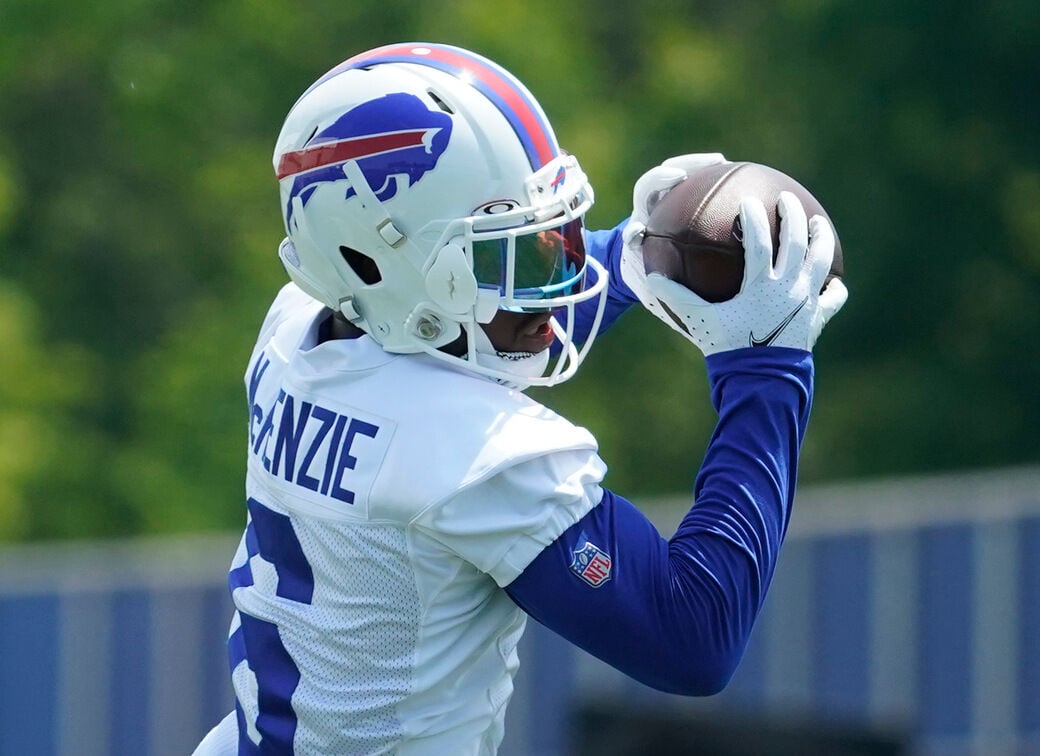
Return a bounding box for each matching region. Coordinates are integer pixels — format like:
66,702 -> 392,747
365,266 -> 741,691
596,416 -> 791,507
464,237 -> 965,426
644,192 -> 848,356
620,153 -> 727,320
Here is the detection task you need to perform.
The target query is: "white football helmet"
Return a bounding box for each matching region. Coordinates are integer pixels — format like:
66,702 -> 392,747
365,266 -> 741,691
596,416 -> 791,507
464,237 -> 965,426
273,42 -> 607,386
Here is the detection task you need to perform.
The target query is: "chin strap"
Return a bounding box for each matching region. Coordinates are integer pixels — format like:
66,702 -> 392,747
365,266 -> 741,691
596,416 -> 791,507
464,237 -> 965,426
472,326 -> 551,388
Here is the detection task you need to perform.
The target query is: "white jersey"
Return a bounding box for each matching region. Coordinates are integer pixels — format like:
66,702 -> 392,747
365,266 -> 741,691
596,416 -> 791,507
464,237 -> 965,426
211,284 -> 606,755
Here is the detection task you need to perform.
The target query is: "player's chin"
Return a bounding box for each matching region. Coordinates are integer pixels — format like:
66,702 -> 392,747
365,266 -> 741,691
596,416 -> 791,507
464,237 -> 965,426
513,314 -> 557,354
486,311 -> 556,354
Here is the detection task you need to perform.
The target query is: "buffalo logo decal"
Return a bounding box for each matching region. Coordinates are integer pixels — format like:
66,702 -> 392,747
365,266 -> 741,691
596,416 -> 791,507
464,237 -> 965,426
277,92 -> 453,224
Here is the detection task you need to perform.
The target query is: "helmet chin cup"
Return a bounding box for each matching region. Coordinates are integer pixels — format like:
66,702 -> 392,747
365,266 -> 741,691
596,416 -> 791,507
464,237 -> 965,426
424,242 -> 478,315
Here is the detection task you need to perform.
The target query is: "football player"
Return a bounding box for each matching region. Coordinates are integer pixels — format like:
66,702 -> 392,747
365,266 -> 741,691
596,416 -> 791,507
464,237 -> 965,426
193,42 -> 847,755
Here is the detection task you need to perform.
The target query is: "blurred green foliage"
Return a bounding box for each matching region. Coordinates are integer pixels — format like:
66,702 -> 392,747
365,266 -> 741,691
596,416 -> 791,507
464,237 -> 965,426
0,0 -> 1037,541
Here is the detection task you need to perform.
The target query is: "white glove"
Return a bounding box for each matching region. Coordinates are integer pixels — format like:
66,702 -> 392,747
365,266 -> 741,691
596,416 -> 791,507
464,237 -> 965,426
644,191 -> 848,355
619,153 -> 727,331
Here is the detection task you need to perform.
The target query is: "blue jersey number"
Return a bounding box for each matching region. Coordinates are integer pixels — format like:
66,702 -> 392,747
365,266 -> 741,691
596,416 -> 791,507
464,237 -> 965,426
227,498 -> 315,754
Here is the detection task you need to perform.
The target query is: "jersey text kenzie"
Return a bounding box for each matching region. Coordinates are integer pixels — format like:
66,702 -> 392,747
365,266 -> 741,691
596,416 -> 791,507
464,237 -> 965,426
248,354 -> 380,504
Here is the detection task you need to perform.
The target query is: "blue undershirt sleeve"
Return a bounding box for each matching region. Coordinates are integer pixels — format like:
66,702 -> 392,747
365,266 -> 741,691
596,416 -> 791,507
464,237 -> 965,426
505,347 -> 813,695
557,221 -> 638,348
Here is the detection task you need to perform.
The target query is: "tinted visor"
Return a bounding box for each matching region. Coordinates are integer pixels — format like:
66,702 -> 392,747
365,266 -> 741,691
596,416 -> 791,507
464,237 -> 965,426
472,218 -> 587,301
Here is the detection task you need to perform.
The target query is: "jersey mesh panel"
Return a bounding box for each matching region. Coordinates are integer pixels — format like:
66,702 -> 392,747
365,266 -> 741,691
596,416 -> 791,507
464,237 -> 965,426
286,517 -> 420,752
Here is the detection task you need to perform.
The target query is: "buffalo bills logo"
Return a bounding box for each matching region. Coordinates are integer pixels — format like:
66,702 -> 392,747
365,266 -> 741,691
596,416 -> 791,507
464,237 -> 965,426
550,165 -> 566,194
277,92 -> 453,225
570,537 -> 612,588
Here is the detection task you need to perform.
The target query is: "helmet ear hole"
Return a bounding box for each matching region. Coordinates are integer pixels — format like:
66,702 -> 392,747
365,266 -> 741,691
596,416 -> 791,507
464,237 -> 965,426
340,246 -> 382,284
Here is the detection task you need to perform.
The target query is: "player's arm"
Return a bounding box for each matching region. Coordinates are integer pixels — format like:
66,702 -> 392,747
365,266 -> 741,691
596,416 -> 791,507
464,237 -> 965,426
509,191 -> 847,695
506,346 -> 809,695
562,222 -> 634,345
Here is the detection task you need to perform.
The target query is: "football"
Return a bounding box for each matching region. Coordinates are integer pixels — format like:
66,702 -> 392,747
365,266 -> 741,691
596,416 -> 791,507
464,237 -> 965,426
641,161 -> 844,302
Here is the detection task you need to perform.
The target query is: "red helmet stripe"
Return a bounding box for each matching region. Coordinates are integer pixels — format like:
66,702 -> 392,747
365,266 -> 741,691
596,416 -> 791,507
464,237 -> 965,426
276,128 -> 435,180
307,43 -> 559,170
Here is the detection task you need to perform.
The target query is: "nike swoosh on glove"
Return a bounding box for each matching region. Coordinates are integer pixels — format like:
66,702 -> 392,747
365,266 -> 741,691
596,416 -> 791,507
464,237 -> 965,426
644,191 -> 848,355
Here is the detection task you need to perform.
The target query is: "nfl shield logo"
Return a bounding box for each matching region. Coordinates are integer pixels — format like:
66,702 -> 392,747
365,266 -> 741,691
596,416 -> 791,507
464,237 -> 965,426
570,540 -> 612,588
